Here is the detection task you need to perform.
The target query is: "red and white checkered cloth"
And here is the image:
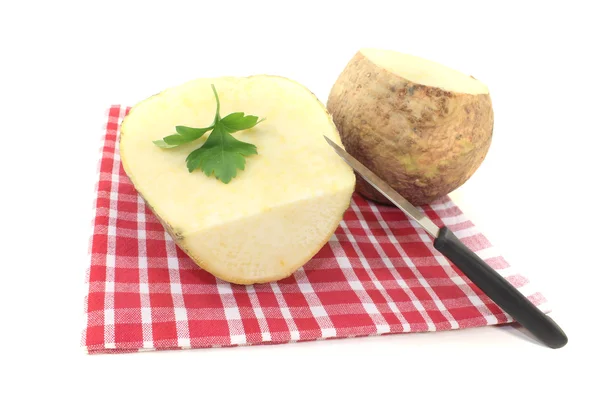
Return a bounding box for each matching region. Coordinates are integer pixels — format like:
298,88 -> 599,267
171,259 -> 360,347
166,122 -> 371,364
82,106 -> 549,354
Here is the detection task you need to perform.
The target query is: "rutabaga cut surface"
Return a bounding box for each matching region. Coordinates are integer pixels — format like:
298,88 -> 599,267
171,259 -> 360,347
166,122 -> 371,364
120,75 -> 356,284
360,48 -> 489,95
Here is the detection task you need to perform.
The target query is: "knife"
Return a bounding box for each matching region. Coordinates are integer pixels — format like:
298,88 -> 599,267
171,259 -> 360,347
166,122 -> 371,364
324,135 -> 568,349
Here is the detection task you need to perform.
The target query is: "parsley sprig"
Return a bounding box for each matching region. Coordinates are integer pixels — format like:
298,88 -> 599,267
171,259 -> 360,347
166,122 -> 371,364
153,84 -> 264,183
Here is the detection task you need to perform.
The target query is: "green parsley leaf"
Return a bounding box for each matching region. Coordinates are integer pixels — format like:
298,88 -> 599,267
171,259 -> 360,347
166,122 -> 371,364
152,139 -> 179,149
220,112 -> 264,133
185,123 -> 257,183
153,125 -> 213,148
154,83 -> 264,183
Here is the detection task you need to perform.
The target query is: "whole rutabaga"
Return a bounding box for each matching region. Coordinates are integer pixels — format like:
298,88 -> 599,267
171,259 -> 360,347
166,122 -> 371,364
119,76 -> 356,284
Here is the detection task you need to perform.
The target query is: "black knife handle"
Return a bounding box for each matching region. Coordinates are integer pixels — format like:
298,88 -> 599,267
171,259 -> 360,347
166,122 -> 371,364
433,226 -> 568,349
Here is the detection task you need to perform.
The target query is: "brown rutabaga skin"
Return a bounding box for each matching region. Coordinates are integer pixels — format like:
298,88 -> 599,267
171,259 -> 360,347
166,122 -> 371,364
327,51 -> 494,206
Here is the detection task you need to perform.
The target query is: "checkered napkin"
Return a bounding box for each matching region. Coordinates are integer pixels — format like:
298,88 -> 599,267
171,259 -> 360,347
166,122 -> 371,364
82,106 -> 549,354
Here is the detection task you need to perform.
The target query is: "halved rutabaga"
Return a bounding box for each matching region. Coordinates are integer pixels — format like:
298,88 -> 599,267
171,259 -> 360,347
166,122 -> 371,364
327,48 -> 493,206
120,75 -> 356,284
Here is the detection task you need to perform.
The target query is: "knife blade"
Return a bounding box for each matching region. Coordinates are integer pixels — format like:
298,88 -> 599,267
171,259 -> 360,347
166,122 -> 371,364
324,135 -> 568,349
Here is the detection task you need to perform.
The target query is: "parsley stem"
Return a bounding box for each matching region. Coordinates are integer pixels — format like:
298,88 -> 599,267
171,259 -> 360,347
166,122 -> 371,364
211,84 -> 221,122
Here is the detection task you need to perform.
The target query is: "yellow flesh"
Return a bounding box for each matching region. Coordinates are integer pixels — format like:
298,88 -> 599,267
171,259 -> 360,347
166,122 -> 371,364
360,48 -> 489,94
120,76 -> 355,283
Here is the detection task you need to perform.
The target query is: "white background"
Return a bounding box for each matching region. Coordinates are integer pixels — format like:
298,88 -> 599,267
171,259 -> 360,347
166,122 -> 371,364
1,0 -> 598,398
